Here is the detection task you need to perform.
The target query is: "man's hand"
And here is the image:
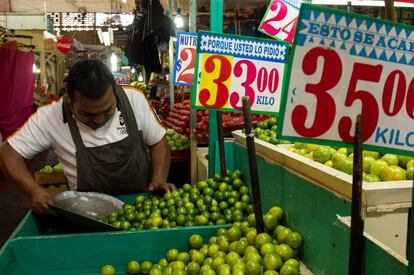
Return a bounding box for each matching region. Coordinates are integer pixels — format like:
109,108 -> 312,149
148,182 -> 176,193
30,187 -> 55,215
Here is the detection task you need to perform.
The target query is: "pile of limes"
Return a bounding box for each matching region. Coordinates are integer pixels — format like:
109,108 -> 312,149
290,142 -> 413,182
243,117 -> 291,145
102,170 -> 254,231
100,206 -> 302,275
166,129 -> 190,150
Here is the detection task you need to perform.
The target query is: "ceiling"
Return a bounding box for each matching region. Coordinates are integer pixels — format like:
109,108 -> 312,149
8,0 -> 270,14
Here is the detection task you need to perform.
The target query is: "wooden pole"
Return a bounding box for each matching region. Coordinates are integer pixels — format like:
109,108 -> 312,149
348,115 -> 364,275
242,97 -> 264,234
385,0 -> 396,21
217,112 -> 227,177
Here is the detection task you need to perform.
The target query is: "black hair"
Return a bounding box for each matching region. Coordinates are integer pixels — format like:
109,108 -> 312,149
67,59 -> 115,100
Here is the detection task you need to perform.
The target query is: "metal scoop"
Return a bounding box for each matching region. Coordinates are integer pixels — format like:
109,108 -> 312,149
51,191 -> 124,232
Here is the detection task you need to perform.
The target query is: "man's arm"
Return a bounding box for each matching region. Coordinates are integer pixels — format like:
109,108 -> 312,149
0,142 -> 54,214
148,136 -> 175,193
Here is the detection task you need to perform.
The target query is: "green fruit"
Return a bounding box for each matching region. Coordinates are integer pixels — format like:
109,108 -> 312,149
363,156 -> 376,173
380,165 -> 406,181
398,155 -> 414,168
100,265 -> 116,275
280,264 -> 300,275
126,260 -> 140,274
263,253 -> 283,271
363,151 -> 380,159
335,158 -> 353,175
331,152 -> 348,167
363,173 -> 381,182
313,146 -> 332,164
381,154 -> 399,166
370,159 -> 389,176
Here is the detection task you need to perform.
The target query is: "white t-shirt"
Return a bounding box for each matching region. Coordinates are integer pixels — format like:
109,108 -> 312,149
8,86 -> 166,190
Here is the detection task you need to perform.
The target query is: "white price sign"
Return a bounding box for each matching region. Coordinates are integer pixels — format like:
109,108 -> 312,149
259,0 -> 303,44
278,4 -> 414,156
192,32 -> 289,115
173,32 -> 197,86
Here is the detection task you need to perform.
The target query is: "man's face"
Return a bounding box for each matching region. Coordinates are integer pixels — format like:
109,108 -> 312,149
71,86 -> 116,130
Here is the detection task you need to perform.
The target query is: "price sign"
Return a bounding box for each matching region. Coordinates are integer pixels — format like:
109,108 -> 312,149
278,4 -> 414,156
193,32 -> 288,115
258,0 -> 303,44
173,32 -> 197,86
113,72 -> 130,85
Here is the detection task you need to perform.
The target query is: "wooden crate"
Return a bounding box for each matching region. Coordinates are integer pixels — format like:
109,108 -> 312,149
232,129 -> 412,258
34,172 -> 68,195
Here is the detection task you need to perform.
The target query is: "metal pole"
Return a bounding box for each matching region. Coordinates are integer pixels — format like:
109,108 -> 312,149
242,97 -> 264,234
348,115 -> 364,275
189,0 -> 198,183
208,0 -> 223,177
169,37 -> 175,111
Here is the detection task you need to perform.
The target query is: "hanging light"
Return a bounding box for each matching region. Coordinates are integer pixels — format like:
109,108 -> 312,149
174,8 -> 184,29
131,67 -> 136,74
138,73 -> 143,82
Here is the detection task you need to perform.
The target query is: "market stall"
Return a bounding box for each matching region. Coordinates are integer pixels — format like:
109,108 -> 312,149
1,0 -> 414,275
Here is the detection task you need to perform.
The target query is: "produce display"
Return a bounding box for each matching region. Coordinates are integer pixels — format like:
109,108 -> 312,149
164,100 -> 271,143
166,129 -> 190,150
99,207 -> 303,275
102,170 -> 254,231
163,100 -> 192,137
289,143 -> 414,182
248,117 -> 291,145
38,163 -> 63,173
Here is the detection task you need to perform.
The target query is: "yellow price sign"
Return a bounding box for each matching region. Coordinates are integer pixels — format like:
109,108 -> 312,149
197,53 -> 233,108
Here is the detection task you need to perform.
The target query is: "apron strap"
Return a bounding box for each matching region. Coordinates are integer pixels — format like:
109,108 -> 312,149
115,86 -> 140,137
63,95 -> 86,150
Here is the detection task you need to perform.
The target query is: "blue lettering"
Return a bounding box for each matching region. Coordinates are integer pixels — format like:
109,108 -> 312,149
410,42 -> 414,53
389,129 -> 395,145
354,31 -> 363,43
180,35 -> 187,45
256,96 -> 275,105
309,22 -> 320,34
340,29 -> 351,40
388,38 -> 398,50
363,33 -> 375,45
192,37 -> 197,47
395,130 -> 405,146
406,132 -> 414,147
320,24 -> 330,37
330,26 -> 341,38
397,41 -> 407,51
375,127 -> 388,144
376,36 -> 386,47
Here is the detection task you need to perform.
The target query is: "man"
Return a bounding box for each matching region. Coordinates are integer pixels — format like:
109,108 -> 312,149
0,59 -> 175,215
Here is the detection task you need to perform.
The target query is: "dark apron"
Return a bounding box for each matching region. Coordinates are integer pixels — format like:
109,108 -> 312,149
63,86 -> 151,195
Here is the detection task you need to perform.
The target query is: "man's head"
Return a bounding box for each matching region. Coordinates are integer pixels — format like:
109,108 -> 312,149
67,59 -> 117,130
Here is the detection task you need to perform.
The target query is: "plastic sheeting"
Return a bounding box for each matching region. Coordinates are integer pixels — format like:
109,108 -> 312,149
0,47 -> 34,139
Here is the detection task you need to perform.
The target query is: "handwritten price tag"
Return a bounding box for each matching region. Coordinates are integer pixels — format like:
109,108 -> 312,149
259,0 -> 303,44
278,4 -> 414,156
192,32 -> 289,115
173,32 -> 197,86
